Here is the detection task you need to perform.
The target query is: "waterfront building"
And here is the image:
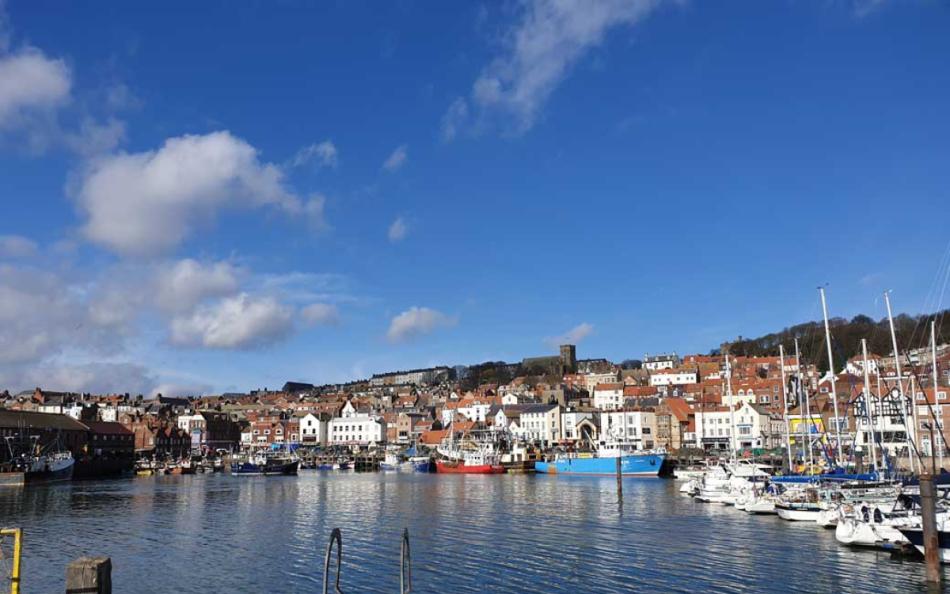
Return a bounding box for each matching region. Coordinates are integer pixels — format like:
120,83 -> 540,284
328,401 -> 386,446
514,404 -> 561,446
299,412 -> 329,445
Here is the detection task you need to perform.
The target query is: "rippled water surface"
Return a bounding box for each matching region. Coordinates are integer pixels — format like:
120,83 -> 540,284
0,473 -> 940,593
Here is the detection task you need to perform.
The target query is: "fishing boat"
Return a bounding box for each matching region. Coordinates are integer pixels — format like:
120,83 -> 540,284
4,436 -> 75,484
535,443 -> 666,477
231,451 -> 299,475
409,456 -> 432,472
23,450 -> 75,484
435,452 -> 506,474
380,450 -> 412,471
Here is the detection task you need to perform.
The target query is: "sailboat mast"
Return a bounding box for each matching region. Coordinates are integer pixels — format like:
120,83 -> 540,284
884,290 -> 916,474
779,344 -> 793,472
796,338 -> 815,470
725,351 -> 737,463
933,320 -> 945,471
818,286 -> 844,468
861,339 -> 878,472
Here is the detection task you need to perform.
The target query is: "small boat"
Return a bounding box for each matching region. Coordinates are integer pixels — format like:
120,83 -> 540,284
673,462 -> 708,480
135,459 -> 156,476
899,527 -> 950,562
231,451 -> 299,476
380,451 -> 411,471
180,458 -> 197,475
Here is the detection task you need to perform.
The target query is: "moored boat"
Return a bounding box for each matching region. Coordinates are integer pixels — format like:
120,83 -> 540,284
435,459 -> 506,474
535,443 -> 666,477
231,451 -> 299,476
24,451 -> 75,484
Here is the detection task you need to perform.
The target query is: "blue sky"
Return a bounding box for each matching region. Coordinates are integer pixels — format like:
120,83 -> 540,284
1,0 -> 949,395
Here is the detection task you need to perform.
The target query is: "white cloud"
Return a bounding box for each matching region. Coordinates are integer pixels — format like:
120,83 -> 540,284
0,361 -> 156,396
0,264 -> 122,366
64,117 -> 126,157
292,140 -> 338,168
441,97 -> 469,142
388,217 -> 408,242
0,47 -> 71,127
301,303 -> 340,326
149,381 -> 213,399
387,306 -> 456,343
452,0 -> 658,135
76,131 -> 324,257
382,144 -> 408,172
170,293 -> 295,349
545,322 -> 594,347
0,235 -> 37,258
154,258 -> 241,313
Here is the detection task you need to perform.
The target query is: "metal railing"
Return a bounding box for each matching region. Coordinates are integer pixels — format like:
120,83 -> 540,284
0,528 -> 22,594
322,527 -> 412,594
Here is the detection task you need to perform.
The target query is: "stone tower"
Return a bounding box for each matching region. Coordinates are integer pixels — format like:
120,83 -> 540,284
560,344 -> 577,374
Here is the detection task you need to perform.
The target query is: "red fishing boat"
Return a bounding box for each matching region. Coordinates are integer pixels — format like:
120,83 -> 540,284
435,459 -> 506,474
435,439 -> 506,474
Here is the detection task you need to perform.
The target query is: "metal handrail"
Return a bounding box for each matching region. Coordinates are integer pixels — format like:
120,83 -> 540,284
1,528 -> 22,594
400,528 -> 411,594
322,528 -> 344,594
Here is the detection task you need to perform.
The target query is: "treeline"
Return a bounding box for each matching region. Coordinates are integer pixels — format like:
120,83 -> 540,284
723,310 -> 950,372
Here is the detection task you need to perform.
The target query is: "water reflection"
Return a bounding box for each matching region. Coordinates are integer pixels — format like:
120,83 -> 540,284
0,473 -> 935,593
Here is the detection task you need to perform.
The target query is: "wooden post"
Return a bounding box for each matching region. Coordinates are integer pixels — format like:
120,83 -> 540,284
66,557 -> 112,594
615,456 -> 622,497
920,474 -> 942,585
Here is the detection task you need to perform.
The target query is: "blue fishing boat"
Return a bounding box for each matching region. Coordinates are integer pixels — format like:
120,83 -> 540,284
409,456 -> 432,472
535,445 -> 666,477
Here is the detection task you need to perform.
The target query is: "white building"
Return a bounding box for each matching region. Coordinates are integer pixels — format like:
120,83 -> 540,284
518,404 -> 561,445
593,384 -> 624,411
643,353 -> 679,371
694,402 -> 772,450
328,401 -> 386,446
457,399 -> 493,423
649,369 -> 698,387
599,410 -> 656,450
300,413 -> 329,445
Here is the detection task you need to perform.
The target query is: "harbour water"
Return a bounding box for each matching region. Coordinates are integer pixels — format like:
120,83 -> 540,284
0,473 -> 938,593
